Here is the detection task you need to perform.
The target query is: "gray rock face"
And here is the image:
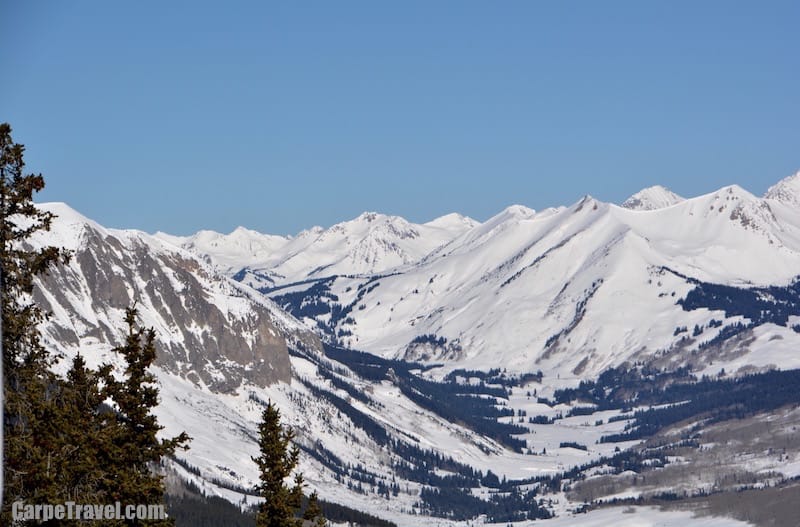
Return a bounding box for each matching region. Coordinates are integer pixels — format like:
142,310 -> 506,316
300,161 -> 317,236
34,209 -> 321,393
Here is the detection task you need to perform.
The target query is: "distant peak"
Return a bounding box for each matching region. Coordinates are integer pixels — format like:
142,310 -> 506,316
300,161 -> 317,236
621,185 -> 684,211
153,231 -> 187,247
37,201 -> 92,224
501,204 -> 536,218
230,225 -> 256,235
297,225 -> 325,238
764,170 -> 800,206
356,211 -> 383,223
424,212 -> 480,230
718,183 -> 748,194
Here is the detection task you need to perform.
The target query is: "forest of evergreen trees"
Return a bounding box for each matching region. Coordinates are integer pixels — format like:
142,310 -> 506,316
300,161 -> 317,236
600,368 -> 800,442
7,121 -> 800,524
166,479 -> 397,527
0,123 -> 189,525
677,269 -> 800,326
1,124 -> 334,527
321,343 -> 529,451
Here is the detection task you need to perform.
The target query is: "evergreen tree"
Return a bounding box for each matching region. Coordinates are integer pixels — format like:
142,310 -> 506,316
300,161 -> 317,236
1,124 -> 189,525
31,354 -> 116,526
1,122 -> 70,522
303,491 -> 326,527
101,307 -> 190,525
252,402 -> 306,527
56,354 -> 112,503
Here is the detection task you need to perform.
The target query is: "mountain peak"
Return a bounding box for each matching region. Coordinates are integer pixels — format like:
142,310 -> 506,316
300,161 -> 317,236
424,212 -> 480,231
356,211 -> 383,223
35,202 -> 109,250
38,201 -> 94,225
501,204 -> 536,218
230,225 -> 259,236
621,185 -> 685,211
764,170 -> 800,207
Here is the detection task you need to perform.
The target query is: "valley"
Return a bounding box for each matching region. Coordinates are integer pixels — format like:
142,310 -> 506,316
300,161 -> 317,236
31,171 -> 800,526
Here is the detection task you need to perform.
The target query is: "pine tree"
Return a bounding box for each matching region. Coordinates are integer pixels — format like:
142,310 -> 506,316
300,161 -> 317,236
1,124 -> 190,525
252,402 -> 306,527
1,122 -> 70,522
101,307 -> 190,525
303,492 -> 326,527
55,354 -> 112,503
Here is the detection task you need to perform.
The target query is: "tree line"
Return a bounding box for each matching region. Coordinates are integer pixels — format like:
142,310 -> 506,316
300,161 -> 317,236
1,123 -> 324,526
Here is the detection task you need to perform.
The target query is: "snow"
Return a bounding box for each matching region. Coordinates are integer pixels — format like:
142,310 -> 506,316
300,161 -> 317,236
424,212 -> 480,230
529,506 -> 753,527
160,227 -> 291,271
165,210 -> 478,287
622,185 -> 686,211
254,178 -> 800,382
27,171 -> 800,526
764,170 -> 800,208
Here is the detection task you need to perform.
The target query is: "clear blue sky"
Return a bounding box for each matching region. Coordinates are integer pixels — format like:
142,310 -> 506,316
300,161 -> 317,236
2,1 -> 798,235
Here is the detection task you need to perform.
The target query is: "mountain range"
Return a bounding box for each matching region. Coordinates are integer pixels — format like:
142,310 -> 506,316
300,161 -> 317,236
164,172 -> 800,380
31,170 -> 800,526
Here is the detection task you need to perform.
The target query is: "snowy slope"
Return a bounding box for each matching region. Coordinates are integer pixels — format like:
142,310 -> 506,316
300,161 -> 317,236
161,226 -> 291,271
27,172 -> 800,526
262,174 -> 800,381
33,202 -> 320,392
621,185 -> 685,210
764,170 -> 800,208
29,203 -> 574,525
162,211 -> 479,290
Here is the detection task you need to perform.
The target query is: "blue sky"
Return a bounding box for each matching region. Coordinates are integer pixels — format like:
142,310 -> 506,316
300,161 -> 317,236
2,1 -> 798,235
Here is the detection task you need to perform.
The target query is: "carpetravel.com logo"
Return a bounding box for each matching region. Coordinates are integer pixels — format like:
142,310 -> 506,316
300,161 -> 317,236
12,501 -> 167,522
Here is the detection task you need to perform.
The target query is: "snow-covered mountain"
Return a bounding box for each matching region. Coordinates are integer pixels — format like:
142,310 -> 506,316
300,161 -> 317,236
238,175 -> 800,384
33,202 -> 320,392
28,171 -> 800,526
30,203 -> 573,524
621,185 -> 684,210
765,169 -> 800,207
158,211 -> 478,290
156,226 -> 291,272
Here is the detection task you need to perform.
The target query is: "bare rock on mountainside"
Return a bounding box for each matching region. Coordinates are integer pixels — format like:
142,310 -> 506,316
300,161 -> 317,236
33,203 -> 321,393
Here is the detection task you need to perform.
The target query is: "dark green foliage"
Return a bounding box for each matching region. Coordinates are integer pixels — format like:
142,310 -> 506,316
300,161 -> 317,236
1,124 -> 188,525
445,367 -> 543,388
271,278 -> 344,341
559,442 -> 588,451
302,492 -> 325,527
54,354 -> 115,504
1,122 -> 71,523
165,476 -> 390,527
600,368 -> 800,442
552,364 -> 693,409
322,343 -> 430,381
549,363 -> 800,443
410,334 -> 447,346
99,308 -> 191,524
167,494 -> 255,527
418,486 -> 551,522
252,402 -> 308,527
322,343 -> 527,451
396,375 -> 527,451
165,479 -> 256,527
313,497 -> 395,527
271,277 -> 395,344
298,377 -> 389,446
677,271 -> 800,326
